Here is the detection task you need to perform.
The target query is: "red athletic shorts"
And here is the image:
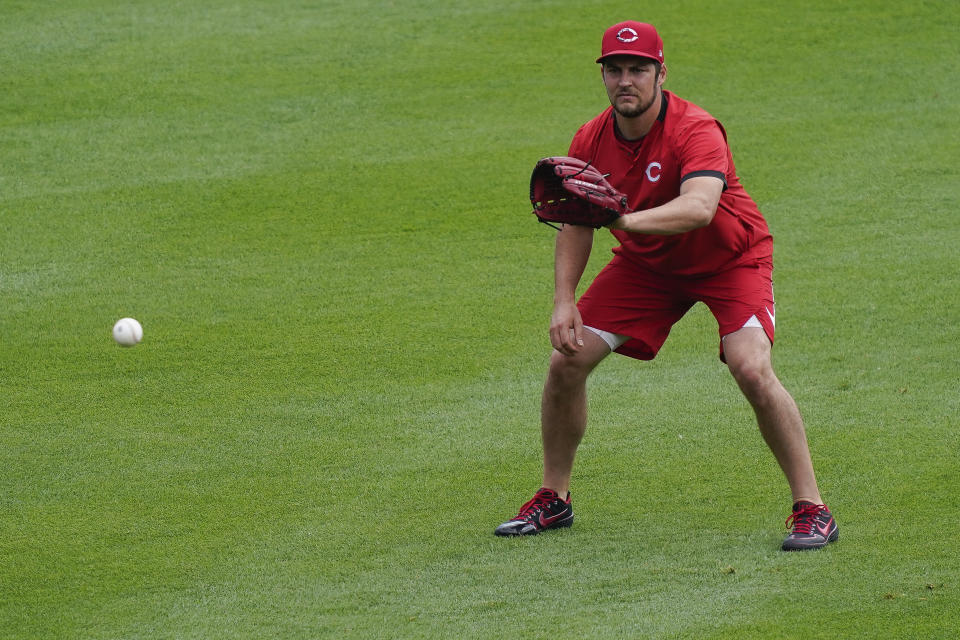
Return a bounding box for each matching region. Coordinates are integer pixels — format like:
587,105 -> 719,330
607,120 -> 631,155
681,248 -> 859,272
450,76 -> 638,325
577,255 -> 776,361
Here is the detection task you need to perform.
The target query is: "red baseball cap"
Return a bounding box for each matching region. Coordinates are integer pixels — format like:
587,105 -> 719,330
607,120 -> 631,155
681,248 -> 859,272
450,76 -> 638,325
596,21 -> 664,64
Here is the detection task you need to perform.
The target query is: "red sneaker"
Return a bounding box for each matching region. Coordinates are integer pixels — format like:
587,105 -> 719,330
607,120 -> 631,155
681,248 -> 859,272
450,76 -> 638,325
782,501 -> 839,551
494,488 -> 573,536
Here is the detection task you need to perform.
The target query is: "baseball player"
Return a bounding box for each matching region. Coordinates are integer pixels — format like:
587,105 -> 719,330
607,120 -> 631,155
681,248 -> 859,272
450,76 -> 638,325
497,21 -> 838,551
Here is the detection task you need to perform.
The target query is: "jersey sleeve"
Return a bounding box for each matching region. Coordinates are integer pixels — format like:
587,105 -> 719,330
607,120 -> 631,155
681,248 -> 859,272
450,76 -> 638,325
676,118 -> 729,188
567,123 -> 592,161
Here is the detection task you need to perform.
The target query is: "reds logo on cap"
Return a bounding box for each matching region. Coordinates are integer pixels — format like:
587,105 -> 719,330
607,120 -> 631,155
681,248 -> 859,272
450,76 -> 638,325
617,27 -> 639,43
597,21 -> 665,64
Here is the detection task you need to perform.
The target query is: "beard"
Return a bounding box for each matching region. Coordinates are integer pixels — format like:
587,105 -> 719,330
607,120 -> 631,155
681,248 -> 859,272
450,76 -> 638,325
612,88 -> 659,119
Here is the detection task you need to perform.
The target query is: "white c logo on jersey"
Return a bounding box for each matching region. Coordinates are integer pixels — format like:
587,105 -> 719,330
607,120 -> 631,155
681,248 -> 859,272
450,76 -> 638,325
645,162 -> 662,182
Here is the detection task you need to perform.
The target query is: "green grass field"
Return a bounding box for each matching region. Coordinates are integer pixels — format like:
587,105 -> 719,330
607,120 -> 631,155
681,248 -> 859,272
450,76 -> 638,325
2,1 -> 958,637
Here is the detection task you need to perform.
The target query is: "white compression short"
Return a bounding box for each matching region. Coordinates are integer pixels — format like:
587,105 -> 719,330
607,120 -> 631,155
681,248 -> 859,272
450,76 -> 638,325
583,326 -> 629,351
586,314 -> 767,352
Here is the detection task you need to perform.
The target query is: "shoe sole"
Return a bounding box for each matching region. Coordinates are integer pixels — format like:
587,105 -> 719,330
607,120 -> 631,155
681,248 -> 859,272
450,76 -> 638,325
494,514 -> 574,537
781,529 -> 839,551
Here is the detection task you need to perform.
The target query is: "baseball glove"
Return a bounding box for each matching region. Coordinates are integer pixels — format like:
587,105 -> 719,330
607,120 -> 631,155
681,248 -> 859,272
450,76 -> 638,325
529,156 -> 630,229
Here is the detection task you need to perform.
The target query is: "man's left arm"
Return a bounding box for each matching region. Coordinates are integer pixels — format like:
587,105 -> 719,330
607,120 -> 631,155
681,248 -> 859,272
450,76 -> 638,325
608,175 -> 724,235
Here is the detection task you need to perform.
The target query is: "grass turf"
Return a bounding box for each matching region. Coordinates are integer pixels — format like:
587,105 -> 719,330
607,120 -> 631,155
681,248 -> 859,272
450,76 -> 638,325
1,0 -> 958,637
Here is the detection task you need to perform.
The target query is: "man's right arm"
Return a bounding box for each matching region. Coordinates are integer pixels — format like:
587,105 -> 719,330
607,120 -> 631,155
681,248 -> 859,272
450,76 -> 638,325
550,225 -> 594,356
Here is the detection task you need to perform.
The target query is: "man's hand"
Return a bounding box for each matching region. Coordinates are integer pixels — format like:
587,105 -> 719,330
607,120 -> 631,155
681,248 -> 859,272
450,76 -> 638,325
550,300 -> 585,356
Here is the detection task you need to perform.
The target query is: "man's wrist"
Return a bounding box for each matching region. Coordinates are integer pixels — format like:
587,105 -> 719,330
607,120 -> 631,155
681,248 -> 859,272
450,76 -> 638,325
609,211 -> 634,231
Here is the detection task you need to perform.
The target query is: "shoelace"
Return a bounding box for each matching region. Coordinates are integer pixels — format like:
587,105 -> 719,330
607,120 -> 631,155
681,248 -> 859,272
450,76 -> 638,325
515,490 -> 557,520
785,504 -> 826,534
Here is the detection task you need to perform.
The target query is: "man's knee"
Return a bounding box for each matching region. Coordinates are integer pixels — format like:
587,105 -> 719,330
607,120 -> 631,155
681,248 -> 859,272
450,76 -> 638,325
723,328 -> 777,392
728,353 -> 776,396
547,349 -> 600,389
548,350 -> 585,382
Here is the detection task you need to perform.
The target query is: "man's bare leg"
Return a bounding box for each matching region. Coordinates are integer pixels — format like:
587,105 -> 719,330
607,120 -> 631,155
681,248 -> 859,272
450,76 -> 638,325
540,331 -> 611,496
722,327 -> 822,504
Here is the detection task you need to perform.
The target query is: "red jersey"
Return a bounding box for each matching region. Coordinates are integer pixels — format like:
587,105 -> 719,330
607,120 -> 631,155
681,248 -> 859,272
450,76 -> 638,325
568,90 -> 772,276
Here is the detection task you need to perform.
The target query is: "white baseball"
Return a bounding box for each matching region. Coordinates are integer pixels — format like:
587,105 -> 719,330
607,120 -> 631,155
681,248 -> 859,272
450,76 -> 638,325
112,317 -> 143,347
